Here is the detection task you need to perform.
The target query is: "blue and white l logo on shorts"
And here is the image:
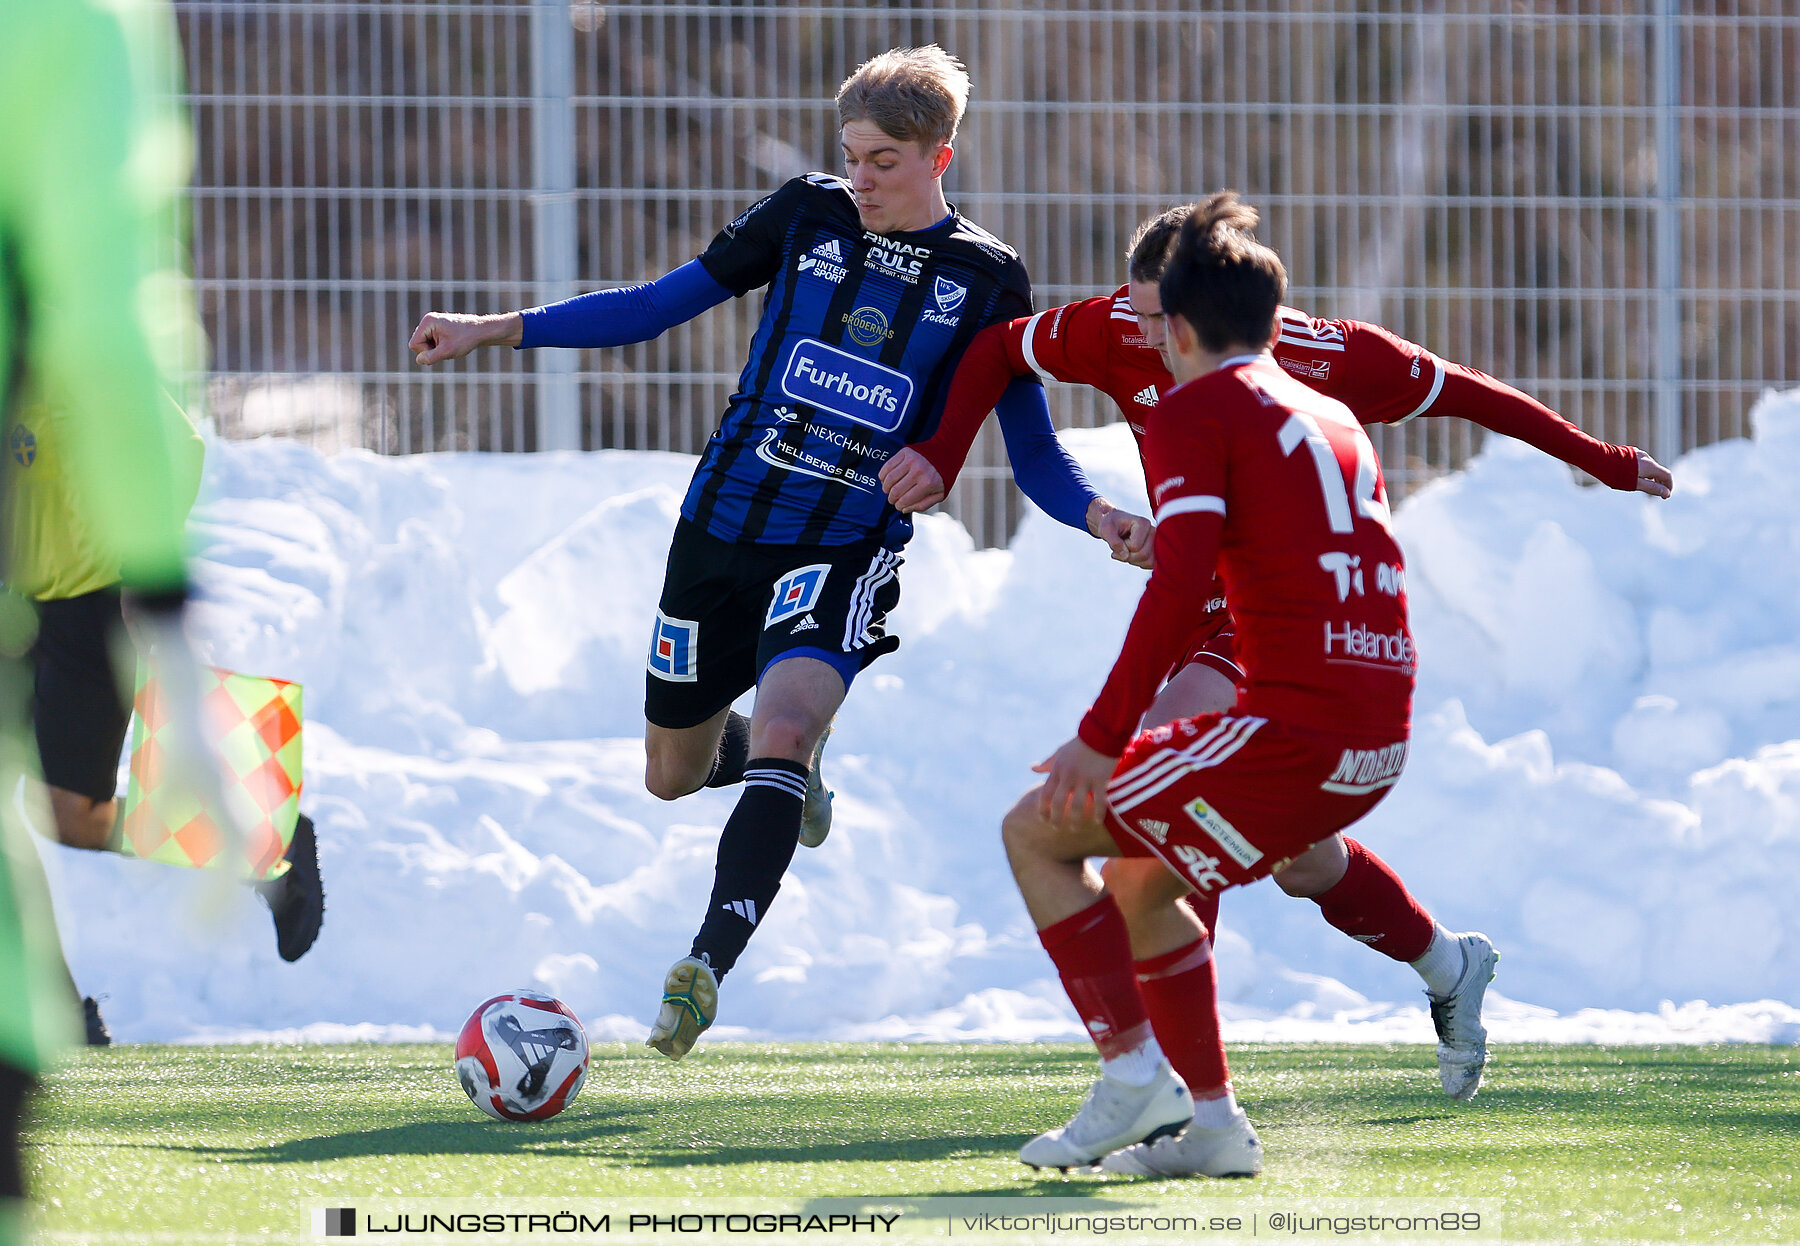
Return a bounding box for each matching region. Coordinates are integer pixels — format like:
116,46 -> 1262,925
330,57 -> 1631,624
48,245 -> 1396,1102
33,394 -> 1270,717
766,564 -> 831,628
648,611 -> 699,682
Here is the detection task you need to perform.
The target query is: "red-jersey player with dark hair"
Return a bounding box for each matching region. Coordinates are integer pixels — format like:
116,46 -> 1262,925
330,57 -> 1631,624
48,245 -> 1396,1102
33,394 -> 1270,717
883,204 -> 1674,1113
1002,192 -> 1426,1178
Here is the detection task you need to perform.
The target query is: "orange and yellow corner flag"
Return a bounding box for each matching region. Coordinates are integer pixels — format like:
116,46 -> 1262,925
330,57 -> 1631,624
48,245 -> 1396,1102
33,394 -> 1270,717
119,667 -> 303,882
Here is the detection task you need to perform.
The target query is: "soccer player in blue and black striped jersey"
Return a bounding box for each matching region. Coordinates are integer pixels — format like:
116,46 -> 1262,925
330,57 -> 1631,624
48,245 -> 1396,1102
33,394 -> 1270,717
411,46 -> 1149,1059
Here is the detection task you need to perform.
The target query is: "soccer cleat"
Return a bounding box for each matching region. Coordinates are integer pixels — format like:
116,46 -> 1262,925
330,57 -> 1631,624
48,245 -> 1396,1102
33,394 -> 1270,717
647,955 -> 719,1060
82,996 -> 112,1048
255,813 -> 325,962
1428,931 -> 1499,1101
1100,1112 -> 1264,1178
797,723 -> 835,849
1019,1064 -> 1193,1171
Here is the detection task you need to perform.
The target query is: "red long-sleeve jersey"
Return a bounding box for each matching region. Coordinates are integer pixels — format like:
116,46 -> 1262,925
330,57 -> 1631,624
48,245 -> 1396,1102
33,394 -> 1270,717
915,286 -> 1641,494
1078,355 -> 1416,757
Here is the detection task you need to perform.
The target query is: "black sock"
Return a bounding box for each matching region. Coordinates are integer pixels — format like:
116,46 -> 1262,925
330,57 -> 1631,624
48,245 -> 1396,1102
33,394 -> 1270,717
0,1061 -> 35,1200
703,711 -> 751,788
690,757 -> 808,979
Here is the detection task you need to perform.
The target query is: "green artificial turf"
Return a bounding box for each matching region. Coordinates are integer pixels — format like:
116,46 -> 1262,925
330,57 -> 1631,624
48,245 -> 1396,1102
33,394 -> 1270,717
22,1042 -> 1799,1244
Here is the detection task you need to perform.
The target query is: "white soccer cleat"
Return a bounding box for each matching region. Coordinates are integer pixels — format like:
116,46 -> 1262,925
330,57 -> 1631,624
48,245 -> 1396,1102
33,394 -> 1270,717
1019,1064 -> 1193,1171
1100,1112 -> 1264,1178
1428,931 -> 1499,1100
647,955 -> 719,1061
797,722 -> 834,849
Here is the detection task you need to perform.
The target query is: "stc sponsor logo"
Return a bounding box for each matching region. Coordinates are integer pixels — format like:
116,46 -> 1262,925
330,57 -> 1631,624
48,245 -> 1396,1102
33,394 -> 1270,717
781,339 -> 912,432
843,305 -> 892,346
1181,796 -> 1263,870
1321,741 -> 1409,794
1172,844 -> 1230,892
1323,620 -> 1416,672
863,233 -> 928,282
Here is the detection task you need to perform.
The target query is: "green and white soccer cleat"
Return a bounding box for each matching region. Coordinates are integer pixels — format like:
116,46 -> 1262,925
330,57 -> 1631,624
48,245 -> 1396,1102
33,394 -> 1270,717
1100,1112 -> 1264,1178
647,955 -> 718,1061
1429,931 -> 1499,1100
797,722 -> 834,849
1019,1063 -> 1193,1171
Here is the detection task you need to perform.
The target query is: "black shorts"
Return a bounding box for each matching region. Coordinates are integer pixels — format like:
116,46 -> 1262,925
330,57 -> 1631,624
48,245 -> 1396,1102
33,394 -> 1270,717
645,520 -> 903,730
31,589 -> 131,803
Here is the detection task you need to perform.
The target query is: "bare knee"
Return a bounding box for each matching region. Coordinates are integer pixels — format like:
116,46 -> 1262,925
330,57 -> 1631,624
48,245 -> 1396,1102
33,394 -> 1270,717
1272,835 -> 1349,897
1101,857 -> 1184,922
751,711 -> 817,764
643,742 -> 707,802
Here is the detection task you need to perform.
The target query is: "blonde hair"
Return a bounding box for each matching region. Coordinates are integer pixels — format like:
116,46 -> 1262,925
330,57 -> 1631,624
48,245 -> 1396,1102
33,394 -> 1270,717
835,45 -> 969,151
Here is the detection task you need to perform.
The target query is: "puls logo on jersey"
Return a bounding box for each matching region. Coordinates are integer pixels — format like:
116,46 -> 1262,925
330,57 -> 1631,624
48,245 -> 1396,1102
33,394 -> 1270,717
864,233 -> 928,283
647,612 -> 699,682
781,339 -> 913,433
920,276 -> 968,328
797,238 -> 850,284
766,565 -> 831,628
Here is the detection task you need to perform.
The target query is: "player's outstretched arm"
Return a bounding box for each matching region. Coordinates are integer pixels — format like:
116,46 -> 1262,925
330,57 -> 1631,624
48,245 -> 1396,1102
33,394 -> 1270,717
410,311 -> 522,366
1432,361 -> 1673,497
410,259 -> 733,367
1633,448 -> 1674,498
903,320 -> 1027,493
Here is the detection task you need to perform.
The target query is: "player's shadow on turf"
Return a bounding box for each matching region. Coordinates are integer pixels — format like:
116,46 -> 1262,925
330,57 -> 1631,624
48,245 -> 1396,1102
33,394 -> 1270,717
176,1112 -> 652,1164
1360,1114 -> 1456,1126
632,1135 -> 1029,1168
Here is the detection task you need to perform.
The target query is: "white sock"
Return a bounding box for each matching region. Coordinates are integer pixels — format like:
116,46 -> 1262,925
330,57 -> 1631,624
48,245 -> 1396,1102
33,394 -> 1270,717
1190,1087 -> 1243,1129
1410,926 -> 1466,997
1100,1037 -> 1167,1087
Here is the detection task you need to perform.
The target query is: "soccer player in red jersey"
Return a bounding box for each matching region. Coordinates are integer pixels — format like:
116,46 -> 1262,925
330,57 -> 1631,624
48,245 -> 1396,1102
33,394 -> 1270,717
1003,193 -> 1422,1177
884,204 -> 1674,1106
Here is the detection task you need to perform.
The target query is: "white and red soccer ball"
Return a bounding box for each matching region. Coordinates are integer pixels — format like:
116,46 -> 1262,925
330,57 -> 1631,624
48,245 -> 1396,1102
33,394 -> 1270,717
455,991 -> 590,1121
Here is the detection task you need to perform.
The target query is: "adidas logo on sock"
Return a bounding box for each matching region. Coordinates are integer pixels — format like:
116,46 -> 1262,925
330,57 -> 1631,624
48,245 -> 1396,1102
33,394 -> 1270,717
1133,385 -> 1160,407
722,899 -> 760,925
789,613 -> 819,633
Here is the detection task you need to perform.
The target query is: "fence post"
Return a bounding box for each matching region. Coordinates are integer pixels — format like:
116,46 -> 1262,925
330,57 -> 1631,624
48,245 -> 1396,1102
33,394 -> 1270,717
531,0 -> 580,451
1653,0 -> 1683,465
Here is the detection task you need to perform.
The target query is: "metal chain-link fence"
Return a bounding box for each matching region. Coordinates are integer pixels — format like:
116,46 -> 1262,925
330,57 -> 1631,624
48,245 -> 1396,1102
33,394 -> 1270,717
184,1 -> 1800,546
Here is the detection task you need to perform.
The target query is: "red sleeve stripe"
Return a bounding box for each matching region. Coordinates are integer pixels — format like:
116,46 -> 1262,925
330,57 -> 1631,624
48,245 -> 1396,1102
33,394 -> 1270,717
1391,354 -> 1447,425
1018,310 -> 1052,381
1154,494 -> 1226,523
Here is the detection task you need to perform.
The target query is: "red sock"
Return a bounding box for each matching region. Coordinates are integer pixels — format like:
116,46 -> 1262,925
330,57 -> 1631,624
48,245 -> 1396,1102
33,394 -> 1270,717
1135,935 -> 1230,1097
1037,896 -> 1154,1060
1311,837 -> 1435,963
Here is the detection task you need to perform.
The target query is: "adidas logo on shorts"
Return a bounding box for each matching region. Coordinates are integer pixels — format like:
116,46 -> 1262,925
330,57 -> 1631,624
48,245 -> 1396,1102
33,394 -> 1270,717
789,613 -> 819,633
1137,818 -> 1171,844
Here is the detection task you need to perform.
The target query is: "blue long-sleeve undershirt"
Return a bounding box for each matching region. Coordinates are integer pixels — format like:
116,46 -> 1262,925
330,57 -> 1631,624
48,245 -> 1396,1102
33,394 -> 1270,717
990,377 -> 1099,532
518,263 -> 1097,530
517,260 -> 732,349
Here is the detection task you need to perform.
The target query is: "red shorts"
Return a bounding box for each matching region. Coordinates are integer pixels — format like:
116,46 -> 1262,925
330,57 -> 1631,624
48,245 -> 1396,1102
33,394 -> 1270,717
1169,620 -> 1241,685
1104,713 -> 1407,895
